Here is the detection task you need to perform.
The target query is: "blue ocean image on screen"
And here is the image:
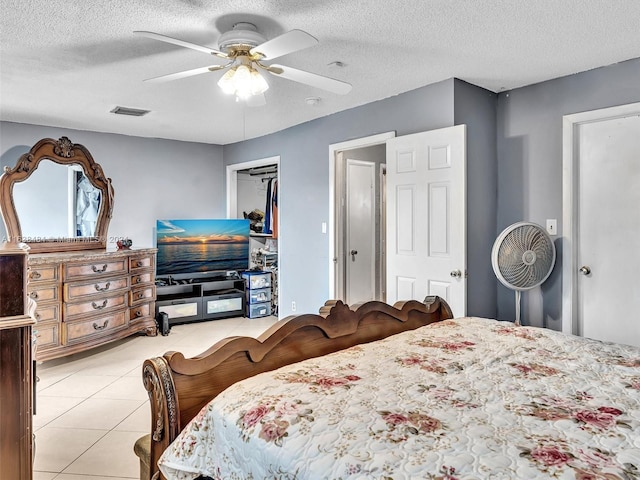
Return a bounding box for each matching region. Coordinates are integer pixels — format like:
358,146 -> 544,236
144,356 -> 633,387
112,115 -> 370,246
156,219 -> 250,276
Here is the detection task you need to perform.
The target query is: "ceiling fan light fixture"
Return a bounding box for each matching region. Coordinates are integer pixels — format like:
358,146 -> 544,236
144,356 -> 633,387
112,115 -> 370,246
138,24 -> 352,99
217,63 -> 269,99
217,67 -> 237,94
249,68 -> 269,95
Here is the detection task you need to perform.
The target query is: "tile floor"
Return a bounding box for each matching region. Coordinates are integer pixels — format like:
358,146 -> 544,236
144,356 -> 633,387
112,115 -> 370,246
33,315 -> 277,480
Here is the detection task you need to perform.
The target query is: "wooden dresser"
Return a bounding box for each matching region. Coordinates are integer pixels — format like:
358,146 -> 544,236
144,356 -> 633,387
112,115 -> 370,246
0,243 -> 34,480
28,248 -> 157,361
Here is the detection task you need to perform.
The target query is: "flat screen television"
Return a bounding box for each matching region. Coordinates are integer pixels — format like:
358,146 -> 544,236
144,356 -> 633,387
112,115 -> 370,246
156,219 -> 250,278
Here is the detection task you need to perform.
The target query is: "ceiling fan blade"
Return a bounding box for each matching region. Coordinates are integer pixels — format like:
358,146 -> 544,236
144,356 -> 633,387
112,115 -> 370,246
144,64 -> 227,83
245,93 -> 267,107
134,31 -> 228,58
268,64 -> 352,95
250,30 -> 318,60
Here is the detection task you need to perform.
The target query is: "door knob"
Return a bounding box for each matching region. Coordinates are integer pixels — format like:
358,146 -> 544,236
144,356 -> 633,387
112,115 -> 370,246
350,250 -> 358,261
579,266 -> 591,275
450,269 -> 462,278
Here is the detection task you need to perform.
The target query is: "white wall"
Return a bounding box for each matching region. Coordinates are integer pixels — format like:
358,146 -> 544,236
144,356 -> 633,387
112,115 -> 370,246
236,172 -> 270,219
12,160 -> 69,239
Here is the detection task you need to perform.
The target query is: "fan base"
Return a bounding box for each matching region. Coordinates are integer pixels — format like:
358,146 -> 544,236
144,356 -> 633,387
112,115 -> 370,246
218,22 -> 266,51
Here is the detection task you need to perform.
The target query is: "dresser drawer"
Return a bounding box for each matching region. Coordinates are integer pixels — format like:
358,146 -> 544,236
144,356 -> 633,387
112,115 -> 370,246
129,255 -> 154,273
64,293 -> 128,320
130,285 -> 156,306
65,310 -> 127,344
28,284 -> 59,303
29,264 -> 59,284
34,320 -> 61,350
130,272 -> 153,286
64,276 -> 129,302
64,259 -> 127,281
33,303 -> 60,323
129,302 -> 152,321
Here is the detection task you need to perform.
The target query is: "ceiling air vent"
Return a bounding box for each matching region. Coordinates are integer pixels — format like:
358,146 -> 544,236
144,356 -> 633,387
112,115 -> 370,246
110,106 -> 150,117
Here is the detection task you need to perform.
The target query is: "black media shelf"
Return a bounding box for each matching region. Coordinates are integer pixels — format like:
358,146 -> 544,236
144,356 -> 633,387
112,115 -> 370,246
155,272 -> 245,326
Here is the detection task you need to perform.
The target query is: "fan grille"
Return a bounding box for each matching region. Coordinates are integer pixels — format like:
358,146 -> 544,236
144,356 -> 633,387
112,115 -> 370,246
492,223 -> 555,290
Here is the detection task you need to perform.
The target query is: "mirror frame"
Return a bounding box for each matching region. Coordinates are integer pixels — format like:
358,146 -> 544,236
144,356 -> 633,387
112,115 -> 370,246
0,136 -> 114,253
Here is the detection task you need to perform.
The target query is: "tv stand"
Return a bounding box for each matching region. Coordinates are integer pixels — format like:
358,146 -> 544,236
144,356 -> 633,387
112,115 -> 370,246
155,271 -> 245,326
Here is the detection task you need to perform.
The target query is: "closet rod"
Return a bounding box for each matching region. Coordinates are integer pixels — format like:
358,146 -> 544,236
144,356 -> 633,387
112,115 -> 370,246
247,166 -> 277,176
261,175 -> 277,182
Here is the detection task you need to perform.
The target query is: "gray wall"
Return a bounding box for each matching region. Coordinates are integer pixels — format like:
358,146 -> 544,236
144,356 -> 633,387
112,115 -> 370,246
223,79 -> 459,317
0,122 -> 224,248
496,57 -> 640,328
453,79 -> 498,319
4,56 -> 636,326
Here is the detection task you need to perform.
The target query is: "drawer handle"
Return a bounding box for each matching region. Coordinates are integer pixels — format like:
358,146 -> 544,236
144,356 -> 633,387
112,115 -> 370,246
35,312 -> 41,320
95,282 -> 111,292
135,276 -> 142,284
29,291 -> 38,299
92,264 -> 108,273
30,271 -> 42,280
135,310 -> 143,318
136,260 -> 144,268
93,320 -> 109,331
92,300 -> 108,310
138,292 -> 145,299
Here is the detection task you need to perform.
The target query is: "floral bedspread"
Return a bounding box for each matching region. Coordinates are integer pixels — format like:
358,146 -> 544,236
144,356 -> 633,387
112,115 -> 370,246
158,317 -> 640,480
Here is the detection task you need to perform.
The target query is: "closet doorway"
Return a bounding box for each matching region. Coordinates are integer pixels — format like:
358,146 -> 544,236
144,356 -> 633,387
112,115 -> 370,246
329,132 -> 394,303
227,156 -> 280,315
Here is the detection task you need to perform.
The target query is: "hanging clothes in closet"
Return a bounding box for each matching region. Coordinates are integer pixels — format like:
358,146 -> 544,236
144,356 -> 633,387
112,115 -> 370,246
271,180 -> 278,239
263,177 -> 278,238
263,178 -> 273,235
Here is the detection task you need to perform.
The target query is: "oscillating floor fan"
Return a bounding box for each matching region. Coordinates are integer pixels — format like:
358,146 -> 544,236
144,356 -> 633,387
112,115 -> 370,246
491,222 -> 556,325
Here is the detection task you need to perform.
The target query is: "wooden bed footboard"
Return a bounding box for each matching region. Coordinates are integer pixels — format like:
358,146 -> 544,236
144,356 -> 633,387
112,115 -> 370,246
139,296 -> 453,480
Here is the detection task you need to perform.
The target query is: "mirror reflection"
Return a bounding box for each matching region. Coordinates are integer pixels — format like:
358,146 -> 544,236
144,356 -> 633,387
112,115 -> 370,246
12,161 -> 102,239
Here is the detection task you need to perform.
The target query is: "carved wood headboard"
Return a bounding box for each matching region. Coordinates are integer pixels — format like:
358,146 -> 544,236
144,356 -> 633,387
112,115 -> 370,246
140,296 -> 453,479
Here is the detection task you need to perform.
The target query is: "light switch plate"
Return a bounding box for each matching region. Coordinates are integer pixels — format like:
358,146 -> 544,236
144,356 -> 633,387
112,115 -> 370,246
546,219 -> 557,236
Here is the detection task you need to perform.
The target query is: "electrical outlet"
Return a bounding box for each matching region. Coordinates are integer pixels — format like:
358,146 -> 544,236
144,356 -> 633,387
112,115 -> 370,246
546,219 -> 557,236
291,301 -> 296,312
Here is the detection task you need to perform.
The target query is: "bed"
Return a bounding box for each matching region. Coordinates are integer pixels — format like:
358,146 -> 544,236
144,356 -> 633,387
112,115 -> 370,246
136,296 -> 640,480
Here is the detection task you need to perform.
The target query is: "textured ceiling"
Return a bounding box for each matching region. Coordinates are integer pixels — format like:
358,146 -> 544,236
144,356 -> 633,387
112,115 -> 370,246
1,0 -> 639,145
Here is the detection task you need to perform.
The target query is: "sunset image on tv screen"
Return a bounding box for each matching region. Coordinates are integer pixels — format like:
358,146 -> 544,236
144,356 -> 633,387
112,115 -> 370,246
156,219 -> 250,276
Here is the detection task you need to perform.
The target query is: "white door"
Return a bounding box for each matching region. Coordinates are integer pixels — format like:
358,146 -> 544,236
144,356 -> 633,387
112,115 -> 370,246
386,125 -> 466,316
576,112 -> 640,346
345,159 -> 376,304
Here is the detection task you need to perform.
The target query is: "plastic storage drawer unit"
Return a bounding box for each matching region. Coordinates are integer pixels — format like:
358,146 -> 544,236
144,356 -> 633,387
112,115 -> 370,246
242,271 -> 271,290
246,287 -> 271,305
248,302 -> 271,318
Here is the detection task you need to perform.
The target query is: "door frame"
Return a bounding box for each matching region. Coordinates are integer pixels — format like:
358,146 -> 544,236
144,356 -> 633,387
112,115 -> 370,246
328,132 -> 395,299
379,163 -> 387,302
226,156 -> 280,317
561,102 -> 640,335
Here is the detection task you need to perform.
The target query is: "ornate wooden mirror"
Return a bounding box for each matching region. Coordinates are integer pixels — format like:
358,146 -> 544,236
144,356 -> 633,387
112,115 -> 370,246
0,137 -> 114,253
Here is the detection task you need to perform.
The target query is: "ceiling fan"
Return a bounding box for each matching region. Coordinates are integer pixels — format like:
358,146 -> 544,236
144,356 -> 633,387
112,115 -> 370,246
134,22 -> 352,105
